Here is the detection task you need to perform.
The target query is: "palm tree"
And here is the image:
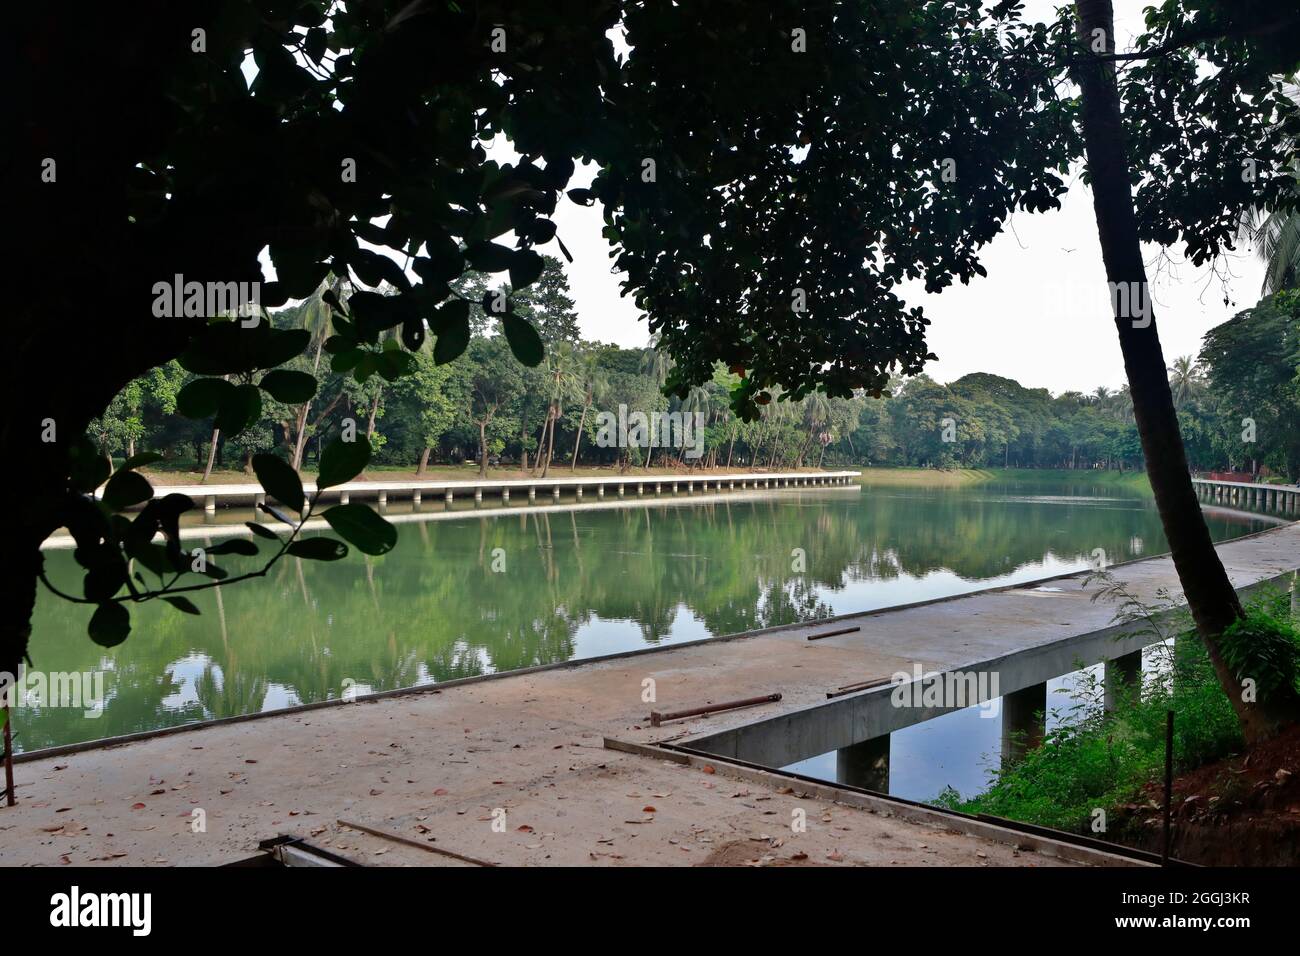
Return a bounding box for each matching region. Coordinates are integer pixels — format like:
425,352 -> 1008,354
1242,84 -> 1299,294
794,392 -> 831,467
1167,355 -> 1204,410
1246,206 -> 1300,294
570,350 -> 608,471
678,384 -> 713,465
538,342 -> 580,479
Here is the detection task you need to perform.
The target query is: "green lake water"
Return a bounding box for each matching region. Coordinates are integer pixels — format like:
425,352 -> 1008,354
21,475 -> 1271,756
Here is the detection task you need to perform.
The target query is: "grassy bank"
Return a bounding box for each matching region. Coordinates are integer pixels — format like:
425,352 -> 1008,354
853,467 -> 997,487
852,466 -> 1151,490
981,467 -> 1152,491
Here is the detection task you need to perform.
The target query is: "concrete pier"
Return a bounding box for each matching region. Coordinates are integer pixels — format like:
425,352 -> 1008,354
116,471 -> 861,516
1194,477 -> 1300,517
1001,682 -> 1046,767
836,735 -> 890,793
1104,650 -> 1142,713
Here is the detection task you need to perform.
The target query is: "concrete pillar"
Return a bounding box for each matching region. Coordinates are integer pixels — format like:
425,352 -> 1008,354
553,485 -> 560,500
1001,682 -> 1046,767
502,488 -> 510,502
1104,650 -> 1142,713
445,489 -> 453,504
687,480 -> 694,493
637,482 -> 643,495
254,493 -> 266,518
575,486 -> 582,499
339,491 -> 350,505
672,482 -> 678,493
412,491 -> 421,508
378,490 -> 388,511
835,735 -> 890,793
528,486 -> 536,501
474,487 -> 483,502
598,485 -> 605,498
204,495 -> 217,515
618,483 -> 625,496
655,482 -> 662,494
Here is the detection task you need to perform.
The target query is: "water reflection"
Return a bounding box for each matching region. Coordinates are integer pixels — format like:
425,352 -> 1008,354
23,478 -> 1268,752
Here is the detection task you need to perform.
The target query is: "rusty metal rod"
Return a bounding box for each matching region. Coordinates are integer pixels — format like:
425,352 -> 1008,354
806,625 -> 861,641
649,693 -> 781,727
337,818 -> 497,867
826,676 -> 891,699
2,707 -> 14,807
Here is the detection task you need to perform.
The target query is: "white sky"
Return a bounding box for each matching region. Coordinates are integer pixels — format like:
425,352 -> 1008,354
540,0 -> 1269,394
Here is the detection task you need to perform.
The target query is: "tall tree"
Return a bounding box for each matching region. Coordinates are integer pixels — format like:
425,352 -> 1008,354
1072,0 -> 1300,738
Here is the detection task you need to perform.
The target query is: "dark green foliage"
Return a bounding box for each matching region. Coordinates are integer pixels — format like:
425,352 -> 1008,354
1220,610 -> 1300,705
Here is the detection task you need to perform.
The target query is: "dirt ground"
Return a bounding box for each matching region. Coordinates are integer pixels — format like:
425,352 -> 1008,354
1120,723 -> 1300,865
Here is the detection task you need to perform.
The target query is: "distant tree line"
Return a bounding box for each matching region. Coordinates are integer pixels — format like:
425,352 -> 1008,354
89,261 -> 1300,482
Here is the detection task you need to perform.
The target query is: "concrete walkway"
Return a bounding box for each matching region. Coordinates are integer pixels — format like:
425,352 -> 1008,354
5,522 -> 1298,867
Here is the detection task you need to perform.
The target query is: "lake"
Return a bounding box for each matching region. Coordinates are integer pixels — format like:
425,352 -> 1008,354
22,473 -> 1270,766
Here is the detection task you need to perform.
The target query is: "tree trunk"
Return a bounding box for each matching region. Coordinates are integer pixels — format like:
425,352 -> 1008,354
571,401 -> 590,471
540,405 -> 557,479
365,387 -> 381,439
201,427 -> 220,483
478,421 -> 488,478
1074,0 -> 1299,741
417,446 -> 431,477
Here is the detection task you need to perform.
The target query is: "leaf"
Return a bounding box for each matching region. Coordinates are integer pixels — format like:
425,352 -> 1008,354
259,369 -> 318,404
509,249 -> 545,289
247,522 -> 280,540
464,240 -> 515,272
176,378 -> 236,419
68,436 -> 112,493
567,188 -> 595,206
215,383 -> 262,435
317,436 -> 371,489
102,469 -> 154,511
287,537 -> 349,561
88,602 -> 131,647
434,315 -> 471,365
252,454 -> 305,512
322,504 -> 398,555
163,596 -> 201,615
83,560 -> 128,602
502,313 -> 544,367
